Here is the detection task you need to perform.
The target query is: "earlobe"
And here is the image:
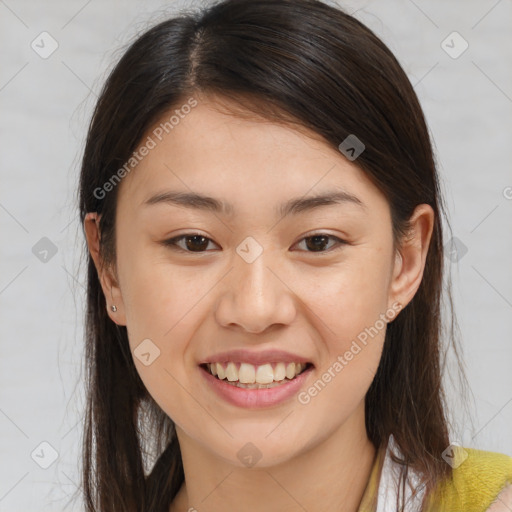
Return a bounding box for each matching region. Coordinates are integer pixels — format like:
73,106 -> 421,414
83,212 -> 127,326
388,204 -> 434,311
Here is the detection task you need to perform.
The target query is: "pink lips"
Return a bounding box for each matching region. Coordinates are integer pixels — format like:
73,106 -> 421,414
198,348 -> 312,366
199,363 -> 314,409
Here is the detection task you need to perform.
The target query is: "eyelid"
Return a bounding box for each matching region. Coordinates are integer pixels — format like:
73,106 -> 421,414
291,232 -> 347,253
161,232 -> 219,252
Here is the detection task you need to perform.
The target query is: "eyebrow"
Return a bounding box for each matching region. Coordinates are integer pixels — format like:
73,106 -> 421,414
142,189 -> 366,217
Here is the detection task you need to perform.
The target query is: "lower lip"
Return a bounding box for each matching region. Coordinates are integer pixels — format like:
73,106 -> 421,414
199,364 -> 314,409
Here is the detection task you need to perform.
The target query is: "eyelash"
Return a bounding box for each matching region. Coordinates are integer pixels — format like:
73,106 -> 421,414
161,232 -> 347,254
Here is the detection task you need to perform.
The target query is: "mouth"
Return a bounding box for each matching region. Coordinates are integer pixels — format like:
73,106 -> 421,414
199,361 -> 314,389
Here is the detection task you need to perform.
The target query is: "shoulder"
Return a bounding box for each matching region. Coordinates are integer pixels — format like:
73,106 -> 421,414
486,482 -> 512,511
426,446 -> 512,512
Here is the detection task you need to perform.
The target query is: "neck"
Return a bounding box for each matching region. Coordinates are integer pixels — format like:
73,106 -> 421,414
170,404 -> 377,512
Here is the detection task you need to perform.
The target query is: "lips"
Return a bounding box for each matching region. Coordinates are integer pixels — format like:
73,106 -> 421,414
198,348 -> 313,367
197,349 -> 314,407
199,360 -> 314,408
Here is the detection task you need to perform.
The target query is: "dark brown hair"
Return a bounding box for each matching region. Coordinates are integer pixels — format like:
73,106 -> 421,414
77,0 -> 468,510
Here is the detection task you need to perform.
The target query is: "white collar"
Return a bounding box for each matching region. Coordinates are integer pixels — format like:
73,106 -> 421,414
376,434 -> 427,512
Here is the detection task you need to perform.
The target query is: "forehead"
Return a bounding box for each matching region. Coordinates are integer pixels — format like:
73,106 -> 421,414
116,98 -> 385,216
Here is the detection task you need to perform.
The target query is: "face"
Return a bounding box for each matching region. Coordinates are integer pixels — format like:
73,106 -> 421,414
86,94 -> 432,468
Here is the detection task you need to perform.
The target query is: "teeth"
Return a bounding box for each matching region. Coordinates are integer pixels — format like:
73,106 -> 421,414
274,362 -> 286,381
255,363 -> 274,384
206,361 -> 307,384
216,363 -> 226,380
226,362 -> 238,382
286,363 -> 297,380
239,363 -> 256,384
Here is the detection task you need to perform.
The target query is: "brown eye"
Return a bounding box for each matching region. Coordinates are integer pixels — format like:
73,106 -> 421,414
162,233 -> 218,252
294,233 -> 346,253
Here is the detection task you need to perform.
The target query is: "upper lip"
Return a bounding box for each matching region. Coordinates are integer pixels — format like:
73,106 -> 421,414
199,349 -> 313,367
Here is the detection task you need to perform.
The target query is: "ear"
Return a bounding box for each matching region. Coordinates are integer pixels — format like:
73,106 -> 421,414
84,212 -> 126,326
388,204 -> 435,311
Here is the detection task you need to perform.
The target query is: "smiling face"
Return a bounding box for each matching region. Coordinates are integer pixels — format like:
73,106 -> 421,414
85,94 -> 433,469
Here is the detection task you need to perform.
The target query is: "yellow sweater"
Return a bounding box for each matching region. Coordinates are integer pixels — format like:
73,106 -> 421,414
357,443 -> 512,511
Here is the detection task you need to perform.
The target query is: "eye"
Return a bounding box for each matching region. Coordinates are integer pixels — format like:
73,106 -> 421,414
293,233 -> 347,253
161,233 -> 219,252
161,232 -> 347,254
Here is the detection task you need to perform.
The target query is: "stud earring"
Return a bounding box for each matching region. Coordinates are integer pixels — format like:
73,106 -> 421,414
111,305 -> 117,312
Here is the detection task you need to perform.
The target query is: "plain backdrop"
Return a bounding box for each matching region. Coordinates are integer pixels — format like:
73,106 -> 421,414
1,0 -> 511,510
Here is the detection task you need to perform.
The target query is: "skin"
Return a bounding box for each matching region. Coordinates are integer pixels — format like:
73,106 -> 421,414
84,94 -> 434,512
487,483 -> 512,511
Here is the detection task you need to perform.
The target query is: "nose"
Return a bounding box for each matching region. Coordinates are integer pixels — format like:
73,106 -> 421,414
214,245 -> 297,334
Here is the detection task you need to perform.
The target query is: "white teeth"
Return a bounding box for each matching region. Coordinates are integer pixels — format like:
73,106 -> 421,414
206,361 -> 308,384
239,363 -> 256,384
255,363 -> 274,384
216,363 -> 225,380
285,362 -> 296,380
274,362 -> 286,381
225,362 -> 238,382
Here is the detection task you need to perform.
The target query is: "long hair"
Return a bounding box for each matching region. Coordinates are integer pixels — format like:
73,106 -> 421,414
77,1 -> 468,510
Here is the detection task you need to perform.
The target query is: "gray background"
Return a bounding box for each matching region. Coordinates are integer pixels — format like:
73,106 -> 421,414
1,0 -> 511,510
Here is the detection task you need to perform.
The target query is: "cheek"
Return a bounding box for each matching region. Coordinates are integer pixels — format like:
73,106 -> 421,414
298,248 -> 392,339
118,243 -> 208,343
294,256 -> 390,421
118,251 -> 206,419
294,247 -> 391,409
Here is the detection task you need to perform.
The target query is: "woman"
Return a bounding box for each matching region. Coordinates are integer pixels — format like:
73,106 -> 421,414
78,0 -> 512,510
